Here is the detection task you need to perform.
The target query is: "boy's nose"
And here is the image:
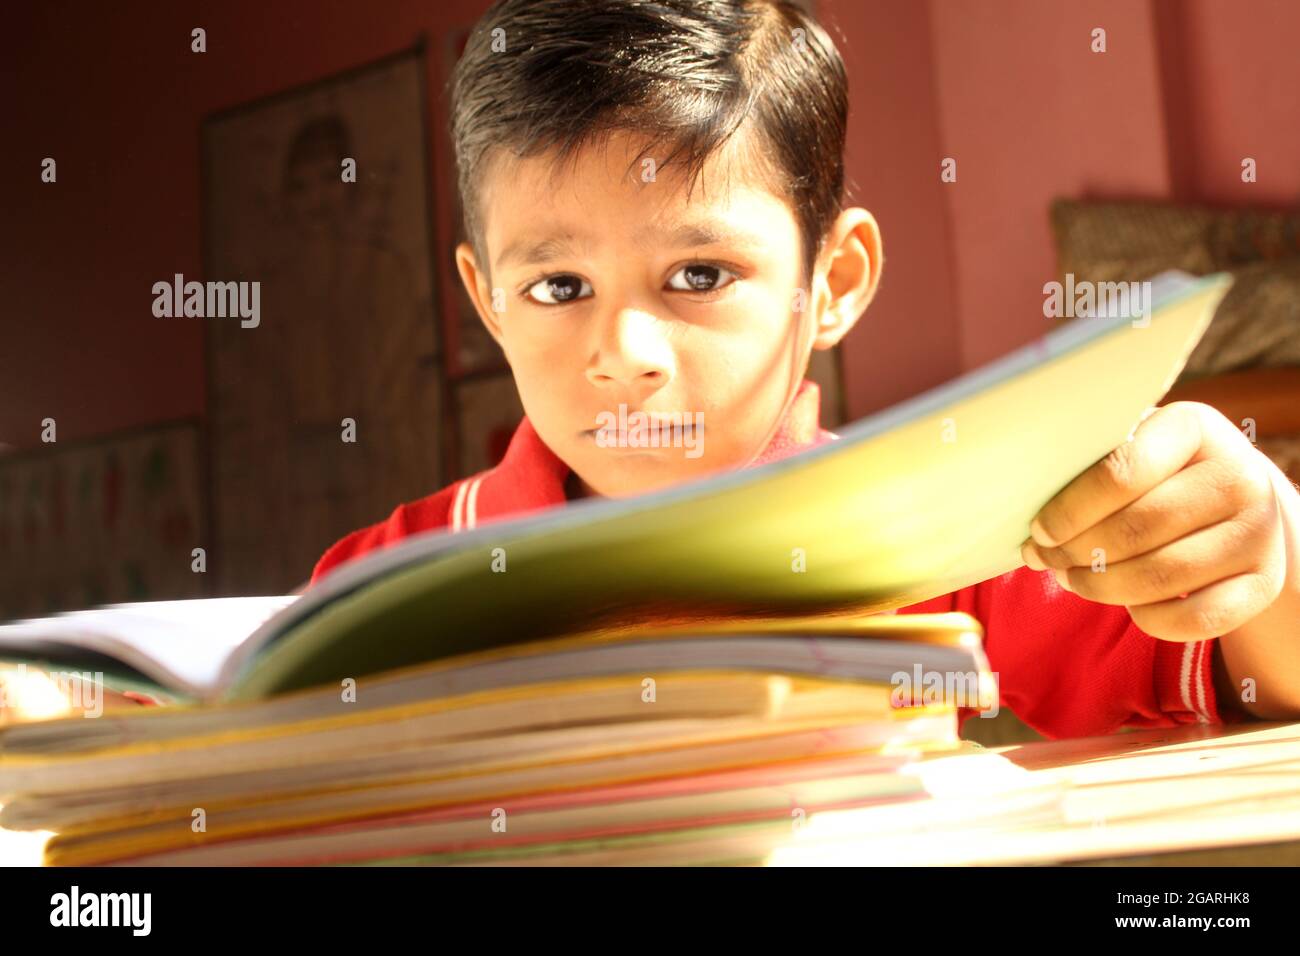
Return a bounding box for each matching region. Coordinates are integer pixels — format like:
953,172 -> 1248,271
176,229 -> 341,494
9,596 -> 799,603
584,308 -> 675,394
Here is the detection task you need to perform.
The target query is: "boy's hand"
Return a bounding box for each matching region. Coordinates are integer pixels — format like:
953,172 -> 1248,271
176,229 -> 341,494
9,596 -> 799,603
1020,401 -> 1293,644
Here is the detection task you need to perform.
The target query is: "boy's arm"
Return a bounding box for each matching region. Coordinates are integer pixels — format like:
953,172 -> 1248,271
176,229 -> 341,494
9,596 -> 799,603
1213,460 -> 1300,720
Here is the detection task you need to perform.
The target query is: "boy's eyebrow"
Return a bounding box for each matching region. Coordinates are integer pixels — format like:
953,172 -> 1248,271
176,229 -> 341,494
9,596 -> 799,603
496,232 -> 586,269
496,221 -> 764,269
649,222 -> 765,250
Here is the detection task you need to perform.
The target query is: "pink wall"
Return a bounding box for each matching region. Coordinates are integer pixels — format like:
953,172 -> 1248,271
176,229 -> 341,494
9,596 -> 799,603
823,0 -> 1300,411
1172,0 -> 1300,206
824,0 -> 964,416
926,0 -> 1170,369
3,0 -> 1298,450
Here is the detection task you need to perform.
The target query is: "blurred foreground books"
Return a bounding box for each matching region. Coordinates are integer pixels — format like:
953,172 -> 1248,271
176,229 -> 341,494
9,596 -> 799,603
2,272 -> 1265,866
2,607 -> 1011,865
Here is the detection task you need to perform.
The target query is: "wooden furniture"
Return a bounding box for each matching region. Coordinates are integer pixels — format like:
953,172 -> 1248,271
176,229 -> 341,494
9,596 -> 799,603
1165,366 -> 1300,484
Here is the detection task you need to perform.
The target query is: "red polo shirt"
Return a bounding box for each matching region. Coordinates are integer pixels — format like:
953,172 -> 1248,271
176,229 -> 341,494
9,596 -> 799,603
313,380 -> 1239,740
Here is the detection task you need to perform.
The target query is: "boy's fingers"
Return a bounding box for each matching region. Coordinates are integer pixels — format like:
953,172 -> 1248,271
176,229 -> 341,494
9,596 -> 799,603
1029,403 -> 1203,549
1024,456 -> 1242,569
1127,569 -> 1285,643
1053,513 -> 1270,607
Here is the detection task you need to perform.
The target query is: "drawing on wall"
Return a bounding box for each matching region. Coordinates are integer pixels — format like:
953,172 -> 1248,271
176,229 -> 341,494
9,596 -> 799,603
0,422 -> 206,618
203,48 -> 443,594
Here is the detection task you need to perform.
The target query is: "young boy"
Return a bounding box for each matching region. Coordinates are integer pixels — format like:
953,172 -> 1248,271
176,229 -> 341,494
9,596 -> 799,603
313,0 -> 1300,739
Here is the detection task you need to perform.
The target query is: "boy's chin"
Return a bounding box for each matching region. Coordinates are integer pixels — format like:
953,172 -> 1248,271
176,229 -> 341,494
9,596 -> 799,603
572,452 -> 732,499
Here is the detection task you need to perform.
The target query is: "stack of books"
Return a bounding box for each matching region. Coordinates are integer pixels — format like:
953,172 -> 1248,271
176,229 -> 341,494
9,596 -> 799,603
1,602 -> 1011,865
0,272 -> 1229,866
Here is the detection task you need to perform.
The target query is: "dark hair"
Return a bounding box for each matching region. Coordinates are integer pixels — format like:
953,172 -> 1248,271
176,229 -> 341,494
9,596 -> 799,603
451,0 -> 847,279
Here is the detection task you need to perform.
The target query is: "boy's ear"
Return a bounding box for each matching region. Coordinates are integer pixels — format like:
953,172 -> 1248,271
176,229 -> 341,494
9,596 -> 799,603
810,207 -> 883,349
454,241 -> 508,355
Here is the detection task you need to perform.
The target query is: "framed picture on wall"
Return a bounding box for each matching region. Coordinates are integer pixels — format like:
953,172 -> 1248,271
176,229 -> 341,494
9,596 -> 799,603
202,46 -> 444,595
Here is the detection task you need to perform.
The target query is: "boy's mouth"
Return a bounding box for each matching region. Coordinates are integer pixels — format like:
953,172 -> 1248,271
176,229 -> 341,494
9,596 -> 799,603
581,418 -> 705,446
580,406 -> 707,462
580,421 -> 705,437
580,429 -> 703,441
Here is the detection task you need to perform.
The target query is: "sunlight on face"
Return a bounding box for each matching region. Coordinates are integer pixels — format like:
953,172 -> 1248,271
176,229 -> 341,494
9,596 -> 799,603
468,129 -> 816,498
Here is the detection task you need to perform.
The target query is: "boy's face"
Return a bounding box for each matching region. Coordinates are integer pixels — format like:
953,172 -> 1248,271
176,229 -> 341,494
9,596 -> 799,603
457,130 -> 867,498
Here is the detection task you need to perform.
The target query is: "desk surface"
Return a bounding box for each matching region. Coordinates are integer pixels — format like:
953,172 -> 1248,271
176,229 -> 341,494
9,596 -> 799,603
781,720 -> 1300,866
987,720 -> 1300,866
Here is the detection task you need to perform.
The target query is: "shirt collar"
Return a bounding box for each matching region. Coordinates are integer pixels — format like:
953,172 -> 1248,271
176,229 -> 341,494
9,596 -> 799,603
467,379 -> 837,527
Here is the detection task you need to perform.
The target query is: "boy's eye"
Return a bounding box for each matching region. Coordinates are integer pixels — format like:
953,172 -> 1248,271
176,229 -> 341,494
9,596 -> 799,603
666,264 -> 737,293
525,274 -> 592,305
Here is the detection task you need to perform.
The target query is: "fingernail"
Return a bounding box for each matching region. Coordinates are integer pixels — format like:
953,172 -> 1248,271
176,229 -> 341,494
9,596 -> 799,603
1029,517 -> 1056,548
1022,541 -> 1046,571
